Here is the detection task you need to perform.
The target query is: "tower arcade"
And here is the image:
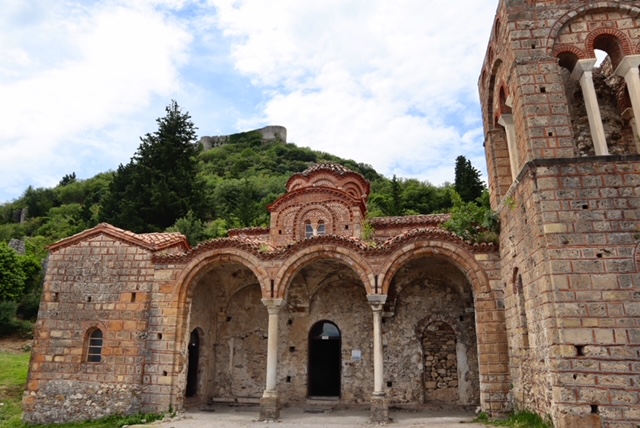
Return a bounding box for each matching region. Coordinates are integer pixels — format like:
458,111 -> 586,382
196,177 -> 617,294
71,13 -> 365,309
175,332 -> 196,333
479,1 -> 640,426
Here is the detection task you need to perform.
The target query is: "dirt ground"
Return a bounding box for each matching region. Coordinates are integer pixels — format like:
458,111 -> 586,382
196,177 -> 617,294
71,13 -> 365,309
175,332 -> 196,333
0,337 -> 33,354
149,405 -> 487,428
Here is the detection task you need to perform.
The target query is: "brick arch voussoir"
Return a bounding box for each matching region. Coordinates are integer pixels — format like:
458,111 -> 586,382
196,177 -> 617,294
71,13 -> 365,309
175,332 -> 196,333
293,204 -> 336,238
553,44 -> 588,61
547,3 -> 640,55
176,249 -> 271,306
585,27 -> 634,58
496,81 -> 512,117
379,240 -> 490,297
485,58 -> 504,129
274,245 -> 375,299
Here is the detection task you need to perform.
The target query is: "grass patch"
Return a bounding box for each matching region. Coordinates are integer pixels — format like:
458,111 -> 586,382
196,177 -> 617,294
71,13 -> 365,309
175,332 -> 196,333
476,411 -> 553,428
0,351 -> 30,428
0,351 -> 164,428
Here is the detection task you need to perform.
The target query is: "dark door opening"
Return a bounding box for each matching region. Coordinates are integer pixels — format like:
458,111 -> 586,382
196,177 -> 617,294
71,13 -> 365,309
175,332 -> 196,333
186,329 -> 200,397
308,321 -> 341,397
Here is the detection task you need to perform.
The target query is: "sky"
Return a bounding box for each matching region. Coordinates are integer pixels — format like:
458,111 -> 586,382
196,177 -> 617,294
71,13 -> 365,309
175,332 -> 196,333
0,0 -> 499,203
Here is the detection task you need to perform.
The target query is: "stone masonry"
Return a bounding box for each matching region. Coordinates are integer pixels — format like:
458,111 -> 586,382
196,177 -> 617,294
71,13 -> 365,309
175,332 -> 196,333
480,1 -> 640,427
24,164 -> 505,424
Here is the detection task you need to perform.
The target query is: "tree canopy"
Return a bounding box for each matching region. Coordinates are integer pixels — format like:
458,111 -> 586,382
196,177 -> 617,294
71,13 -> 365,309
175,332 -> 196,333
100,101 -> 205,232
454,155 -> 485,203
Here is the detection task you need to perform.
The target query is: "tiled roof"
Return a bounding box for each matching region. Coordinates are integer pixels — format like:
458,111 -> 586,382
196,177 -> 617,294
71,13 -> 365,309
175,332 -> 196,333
300,163 -> 352,176
370,214 -> 450,228
49,223 -> 190,252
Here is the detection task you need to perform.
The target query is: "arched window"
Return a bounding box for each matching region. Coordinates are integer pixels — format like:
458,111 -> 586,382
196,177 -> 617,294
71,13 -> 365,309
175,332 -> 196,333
317,220 -> 326,236
305,221 -> 313,239
87,328 -> 103,362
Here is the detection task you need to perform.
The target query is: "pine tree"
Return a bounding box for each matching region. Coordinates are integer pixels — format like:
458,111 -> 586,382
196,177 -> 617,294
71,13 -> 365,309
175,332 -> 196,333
100,101 -> 205,232
454,155 -> 485,203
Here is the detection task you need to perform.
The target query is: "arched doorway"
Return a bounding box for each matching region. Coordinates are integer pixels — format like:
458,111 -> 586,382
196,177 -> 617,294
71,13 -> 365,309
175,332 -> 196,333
186,329 -> 200,397
308,321 -> 341,397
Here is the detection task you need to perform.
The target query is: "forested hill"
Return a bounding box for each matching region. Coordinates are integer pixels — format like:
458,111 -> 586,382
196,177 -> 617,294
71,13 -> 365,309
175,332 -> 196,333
0,130 -> 463,248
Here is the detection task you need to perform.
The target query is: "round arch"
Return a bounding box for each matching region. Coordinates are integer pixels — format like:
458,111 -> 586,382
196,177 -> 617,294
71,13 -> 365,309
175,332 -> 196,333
586,28 -> 633,68
175,249 -> 271,304
378,240 -> 491,297
546,3 -> 640,54
274,245 -> 375,298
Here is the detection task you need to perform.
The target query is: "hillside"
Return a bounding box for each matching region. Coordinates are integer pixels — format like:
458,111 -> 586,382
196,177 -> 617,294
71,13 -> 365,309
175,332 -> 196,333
0,129 -> 455,247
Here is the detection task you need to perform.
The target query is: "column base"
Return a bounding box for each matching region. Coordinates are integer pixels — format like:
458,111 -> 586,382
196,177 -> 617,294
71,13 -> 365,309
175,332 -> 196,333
259,395 -> 280,421
370,394 -> 389,423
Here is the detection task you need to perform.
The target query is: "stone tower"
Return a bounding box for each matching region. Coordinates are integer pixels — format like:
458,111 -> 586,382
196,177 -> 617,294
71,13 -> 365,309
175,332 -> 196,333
479,1 -> 640,427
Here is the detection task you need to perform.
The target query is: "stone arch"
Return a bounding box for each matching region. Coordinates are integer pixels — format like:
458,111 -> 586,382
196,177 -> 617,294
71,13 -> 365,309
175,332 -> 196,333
169,249 -> 271,406
636,42 -> 640,55
498,84 -> 511,116
553,45 -> 588,71
378,241 -> 491,297
274,245 -> 375,298
586,28 -> 633,68
484,58 -> 503,130
546,3 -> 640,54
176,249 -> 271,304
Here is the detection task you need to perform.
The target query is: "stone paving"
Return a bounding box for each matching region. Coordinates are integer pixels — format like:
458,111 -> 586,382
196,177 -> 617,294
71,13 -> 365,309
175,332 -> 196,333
149,405 -> 487,428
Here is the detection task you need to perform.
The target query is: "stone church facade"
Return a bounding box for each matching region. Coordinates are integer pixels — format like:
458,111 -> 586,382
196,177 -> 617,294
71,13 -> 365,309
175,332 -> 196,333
23,1 -> 640,427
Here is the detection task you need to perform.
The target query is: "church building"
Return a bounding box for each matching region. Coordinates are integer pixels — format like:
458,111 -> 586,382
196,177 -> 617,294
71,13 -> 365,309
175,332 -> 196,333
23,1 -> 640,427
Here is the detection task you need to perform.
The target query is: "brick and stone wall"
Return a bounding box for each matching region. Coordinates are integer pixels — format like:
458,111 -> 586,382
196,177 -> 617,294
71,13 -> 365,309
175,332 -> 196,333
24,234 -> 154,424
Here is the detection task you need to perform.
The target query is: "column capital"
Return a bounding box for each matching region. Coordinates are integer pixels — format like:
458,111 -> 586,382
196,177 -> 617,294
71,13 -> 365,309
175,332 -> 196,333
614,54 -> 640,77
261,298 -> 285,313
497,113 -> 514,127
571,58 -> 597,80
367,294 -> 387,310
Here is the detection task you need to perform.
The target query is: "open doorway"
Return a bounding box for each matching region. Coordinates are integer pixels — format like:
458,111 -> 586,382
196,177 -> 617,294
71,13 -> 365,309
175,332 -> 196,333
308,321 -> 341,397
186,329 -> 200,397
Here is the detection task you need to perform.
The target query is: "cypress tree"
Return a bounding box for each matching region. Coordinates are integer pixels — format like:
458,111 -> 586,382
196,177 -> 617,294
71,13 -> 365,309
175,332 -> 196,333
454,155 -> 485,203
101,101 -> 205,232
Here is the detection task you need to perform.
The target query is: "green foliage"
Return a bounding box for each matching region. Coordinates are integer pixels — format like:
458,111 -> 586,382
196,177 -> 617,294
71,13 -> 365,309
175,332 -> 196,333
0,243 -> 26,301
476,410 -> 553,428
0,301 -> 33,338
443,190 -> 499,244
100,101 -> 205,233
454,155 -> 485,203
167,211 -> 213,246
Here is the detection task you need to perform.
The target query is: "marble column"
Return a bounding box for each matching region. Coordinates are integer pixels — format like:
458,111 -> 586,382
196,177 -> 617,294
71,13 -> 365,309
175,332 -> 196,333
260,298 -> 285,420
572,59 -> 608,156
614,55 -> 640,153
497,113 -> 519,180
367,294 -> 388,423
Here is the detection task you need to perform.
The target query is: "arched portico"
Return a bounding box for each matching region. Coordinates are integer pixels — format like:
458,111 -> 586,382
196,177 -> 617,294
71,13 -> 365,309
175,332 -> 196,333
170,249 -> 272,410
377,237 -> 508,414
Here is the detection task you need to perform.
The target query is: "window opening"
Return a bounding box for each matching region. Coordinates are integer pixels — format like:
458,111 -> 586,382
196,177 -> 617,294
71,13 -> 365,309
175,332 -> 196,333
317,221 -> 326,236
305,222 -> 313,239
87,329 -> 103,362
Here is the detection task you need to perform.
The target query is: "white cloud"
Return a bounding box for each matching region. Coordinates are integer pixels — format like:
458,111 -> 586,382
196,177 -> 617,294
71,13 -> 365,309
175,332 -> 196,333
210,0 -> 496,185
0,0 -> 499,202
0,0 -> 193,200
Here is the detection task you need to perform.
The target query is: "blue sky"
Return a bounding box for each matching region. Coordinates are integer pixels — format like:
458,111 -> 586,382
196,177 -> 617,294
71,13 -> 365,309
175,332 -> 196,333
0,0 -> 498,203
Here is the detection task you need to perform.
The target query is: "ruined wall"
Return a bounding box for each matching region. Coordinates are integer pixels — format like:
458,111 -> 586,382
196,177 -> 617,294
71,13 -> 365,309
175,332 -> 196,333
213,284 -> 267,399
24,235 -> 153,424
383,259 -> 479,406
